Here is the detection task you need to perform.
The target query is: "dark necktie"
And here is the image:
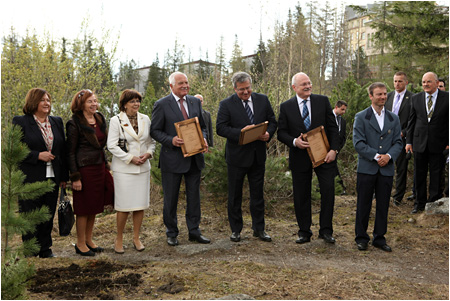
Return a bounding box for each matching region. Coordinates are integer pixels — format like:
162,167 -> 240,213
427,94 -> 433,119
302,99 -> 310,131
244,100 -> 254,124
179,98 -> 189,120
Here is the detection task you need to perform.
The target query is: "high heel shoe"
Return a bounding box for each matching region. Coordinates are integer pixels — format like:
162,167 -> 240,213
114,240 -> 124,254
133,242 -> 145,252
86,243 -> 104,253
75,244 -> 95,257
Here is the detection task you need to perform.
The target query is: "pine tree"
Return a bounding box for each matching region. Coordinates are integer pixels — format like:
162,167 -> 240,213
1,124 -> 54,299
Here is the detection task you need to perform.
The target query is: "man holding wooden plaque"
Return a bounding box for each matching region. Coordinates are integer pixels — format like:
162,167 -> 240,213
216,72 -> 277,243
277,72 -> 339,245
150,72 -> 210,247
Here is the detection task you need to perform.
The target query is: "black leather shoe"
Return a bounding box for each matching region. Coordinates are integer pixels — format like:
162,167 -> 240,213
39,252 -> 56,258
357,242 -> 368,251
392,199 -> 402,207
230,232 -> 241,242
188,234 -> 211,244
374,244 -> 392,252
407,194 -> 416,201
318,233 -> 336,244
167,237 -> 179,246
86,243 -> 104,253
295,236 -> 311,244
75,245 -> 95,256
253,230 -> 272,242
411,205 -> 424,214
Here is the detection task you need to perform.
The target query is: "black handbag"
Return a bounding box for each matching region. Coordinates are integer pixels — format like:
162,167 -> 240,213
58,188 -> 75,236
118,116 -> 128,153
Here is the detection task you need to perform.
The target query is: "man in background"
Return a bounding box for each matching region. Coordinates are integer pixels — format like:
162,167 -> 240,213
195,94 -> 214,148
385,71 -> 413,206
332,100 -> 348,195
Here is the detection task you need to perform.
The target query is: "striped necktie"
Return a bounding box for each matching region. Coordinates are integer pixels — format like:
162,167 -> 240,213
244,100 -> 254,124
302,99 -> 310,131
427,94 -> 433,119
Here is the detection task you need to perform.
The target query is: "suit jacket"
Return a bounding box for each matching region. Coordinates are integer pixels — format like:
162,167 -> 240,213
277,94 -> 339,172
353,106 -> 403,176
12,114 -> 69,185
107,111 -> 156,174
202,109 -> 214,147
337,115 -> 347,152
216,92 -> 277,168
150,93 -> 207,173
406,90 -> 449,153
385,90 -> 413,139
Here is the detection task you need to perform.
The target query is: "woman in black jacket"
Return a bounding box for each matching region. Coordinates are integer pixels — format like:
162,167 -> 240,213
12,88 -> 69,258
66,89 -> 114,256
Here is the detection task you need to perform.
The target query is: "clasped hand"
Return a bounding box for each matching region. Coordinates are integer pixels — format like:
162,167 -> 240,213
39,151 -> 55,162
376,154 -> 390,167
131,153 -> 152,165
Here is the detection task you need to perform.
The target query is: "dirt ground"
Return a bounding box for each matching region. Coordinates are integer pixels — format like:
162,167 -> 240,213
25,189 -> 449,300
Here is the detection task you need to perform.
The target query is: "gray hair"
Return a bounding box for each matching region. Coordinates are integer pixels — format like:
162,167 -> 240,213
291,72 -> 310,86
231,72 -> 252,88
169,71 -> 188,85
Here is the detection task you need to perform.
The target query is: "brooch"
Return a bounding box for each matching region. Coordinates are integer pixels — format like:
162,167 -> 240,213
123,123 -> 129,126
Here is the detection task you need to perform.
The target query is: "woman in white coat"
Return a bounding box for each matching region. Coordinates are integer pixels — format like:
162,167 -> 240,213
107,89 -> 156,254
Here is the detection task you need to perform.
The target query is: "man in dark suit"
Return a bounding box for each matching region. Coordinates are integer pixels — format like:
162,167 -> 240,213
195,94 -> 214,147
332,100 -> 348,195
406,72 -> 449,213
277,72 -> 339,244
150,71 -> 210,246
353,82 -> 402,252
385,71 -> 413,206
216,72 -> 277,242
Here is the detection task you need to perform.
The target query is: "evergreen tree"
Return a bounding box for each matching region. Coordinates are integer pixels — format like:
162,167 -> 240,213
1,124 -> 54,299
230,34 -> 246,73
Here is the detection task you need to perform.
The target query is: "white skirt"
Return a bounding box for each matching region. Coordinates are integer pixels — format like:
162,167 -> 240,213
113,171 -> 150,212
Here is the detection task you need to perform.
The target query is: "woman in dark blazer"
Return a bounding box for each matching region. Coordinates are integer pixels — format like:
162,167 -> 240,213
12,88 -> 69,258
66,89 -> 114,256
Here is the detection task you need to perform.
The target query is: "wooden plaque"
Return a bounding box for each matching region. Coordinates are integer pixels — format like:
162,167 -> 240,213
239,121 -> 269,145
302,126 -> 330,168
174,117 -> 207,157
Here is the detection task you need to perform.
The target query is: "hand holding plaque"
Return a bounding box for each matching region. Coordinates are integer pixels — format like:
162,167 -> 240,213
302,126 -> 330,168
239,121 -> 269,145
174,117 -> 208,157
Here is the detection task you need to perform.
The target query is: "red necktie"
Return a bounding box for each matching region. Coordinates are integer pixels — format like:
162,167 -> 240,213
179,98 -> 188,120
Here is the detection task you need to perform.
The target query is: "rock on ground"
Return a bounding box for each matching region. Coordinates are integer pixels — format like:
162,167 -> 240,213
425,197 -> 449,215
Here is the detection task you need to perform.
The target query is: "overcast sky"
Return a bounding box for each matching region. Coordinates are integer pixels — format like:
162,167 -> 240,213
1,0 -> 420,70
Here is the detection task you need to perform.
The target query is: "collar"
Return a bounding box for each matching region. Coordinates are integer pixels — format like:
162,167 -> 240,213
371,105 -> 385,116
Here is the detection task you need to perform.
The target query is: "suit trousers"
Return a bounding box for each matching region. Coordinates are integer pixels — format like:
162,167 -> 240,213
392,140 -> 408,201
161,158 -> 202,238
18,178 -> 59,257
414,147 -> 445,208
292,163 -> 335,238
355,172 -> 392,246
227,159 -> 266,233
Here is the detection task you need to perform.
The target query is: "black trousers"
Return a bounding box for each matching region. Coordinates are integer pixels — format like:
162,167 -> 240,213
414,147 -> 446,208
18,178 -> 59,257
355,172 -> 392,246
162,159 -> 202,238
292,163 -> 335,238
227,160 -> 266,234
392,141 -> 409,201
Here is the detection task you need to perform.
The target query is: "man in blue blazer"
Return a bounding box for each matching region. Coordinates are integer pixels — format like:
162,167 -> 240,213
406,72 -> 449,213
150,72 -> 210,246
353,82 -> 402,252
216,72 -> 277,242
277,72 -> 339,244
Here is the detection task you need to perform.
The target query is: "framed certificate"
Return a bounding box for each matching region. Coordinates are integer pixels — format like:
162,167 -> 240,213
302,126 -> 330,168
239,121 -> 269,145
174,117 -> 207,157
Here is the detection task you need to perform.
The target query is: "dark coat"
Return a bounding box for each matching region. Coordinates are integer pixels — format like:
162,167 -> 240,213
66,112 -> 108,182
12,114 -> 69,185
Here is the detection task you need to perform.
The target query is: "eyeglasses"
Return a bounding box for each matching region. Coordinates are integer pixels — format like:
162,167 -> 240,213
78,89 -> 93,98
128,99 -> 142,104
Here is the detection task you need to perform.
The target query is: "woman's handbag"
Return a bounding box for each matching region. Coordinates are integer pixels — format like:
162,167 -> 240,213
58,188 -> 75,236
118,116 -> 128,153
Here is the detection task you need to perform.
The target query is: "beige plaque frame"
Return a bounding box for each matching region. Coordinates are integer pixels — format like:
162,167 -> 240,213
239,121 -> 269,145
174,117 -> 207,157
302,126 -> 330,168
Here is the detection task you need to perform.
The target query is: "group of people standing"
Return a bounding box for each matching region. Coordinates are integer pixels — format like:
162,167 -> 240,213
13,69 -> 448,258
